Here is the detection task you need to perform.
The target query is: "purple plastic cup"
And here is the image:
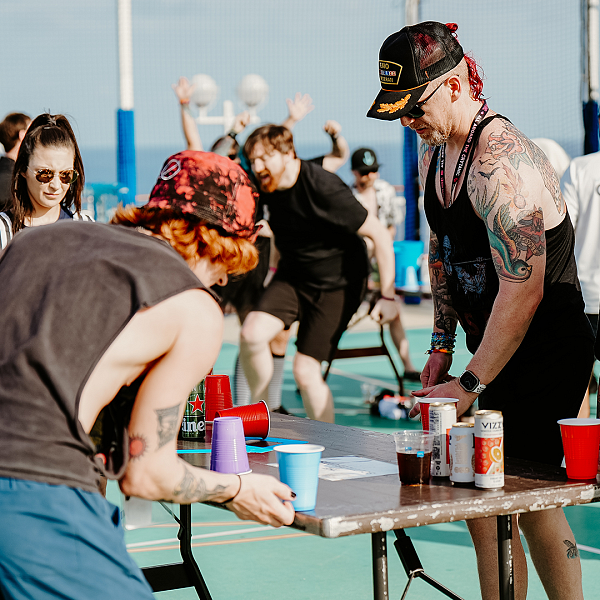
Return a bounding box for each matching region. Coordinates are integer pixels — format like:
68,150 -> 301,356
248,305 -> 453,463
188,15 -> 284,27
210,416 -> 251,474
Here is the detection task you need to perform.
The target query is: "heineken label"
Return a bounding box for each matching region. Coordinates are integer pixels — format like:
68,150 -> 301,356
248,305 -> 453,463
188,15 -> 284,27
179,380 -> 205,441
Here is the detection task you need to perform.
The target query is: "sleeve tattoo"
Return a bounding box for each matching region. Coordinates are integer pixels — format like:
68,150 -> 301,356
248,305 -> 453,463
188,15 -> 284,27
429,234 -> 459,333
470,124 -> 547,283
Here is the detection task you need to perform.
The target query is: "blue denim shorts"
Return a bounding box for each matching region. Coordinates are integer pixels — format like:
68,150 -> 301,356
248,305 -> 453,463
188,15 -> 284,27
0,478 -> 154,600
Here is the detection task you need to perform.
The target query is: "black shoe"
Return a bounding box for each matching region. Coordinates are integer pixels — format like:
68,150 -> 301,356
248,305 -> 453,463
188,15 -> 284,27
272,405 -> 291,415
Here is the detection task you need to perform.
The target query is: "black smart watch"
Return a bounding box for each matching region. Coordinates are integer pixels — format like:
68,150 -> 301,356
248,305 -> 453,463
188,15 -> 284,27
458,369 -> 486,394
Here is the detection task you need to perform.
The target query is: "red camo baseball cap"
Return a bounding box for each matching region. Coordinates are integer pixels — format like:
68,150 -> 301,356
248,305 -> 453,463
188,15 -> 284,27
145,151 -> 260,239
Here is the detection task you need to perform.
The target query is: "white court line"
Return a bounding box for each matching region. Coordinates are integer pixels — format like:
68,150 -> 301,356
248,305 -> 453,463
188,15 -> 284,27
577,544 -> 600,555
126,525 -> 274,549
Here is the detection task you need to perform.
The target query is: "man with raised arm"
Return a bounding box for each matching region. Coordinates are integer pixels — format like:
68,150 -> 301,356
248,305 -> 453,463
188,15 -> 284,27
240,125 -> 398,423
0,152 -> 294,600
368,21 -> 594,600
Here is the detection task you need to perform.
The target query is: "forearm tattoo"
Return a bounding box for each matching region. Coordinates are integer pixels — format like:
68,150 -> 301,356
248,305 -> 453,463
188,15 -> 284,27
129,434 -> 148,460
155,404 -> 181,449
173,463 -> 229,503
429,235 -> 459,333
564,539 -> 580,559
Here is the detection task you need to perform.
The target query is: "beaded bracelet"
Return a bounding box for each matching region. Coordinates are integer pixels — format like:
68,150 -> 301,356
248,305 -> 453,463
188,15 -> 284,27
179,99 -> 190,105
426,331 -> 456,355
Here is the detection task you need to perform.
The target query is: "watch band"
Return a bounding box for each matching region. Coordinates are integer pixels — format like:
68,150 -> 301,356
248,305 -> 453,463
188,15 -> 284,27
459,369 -> 487,394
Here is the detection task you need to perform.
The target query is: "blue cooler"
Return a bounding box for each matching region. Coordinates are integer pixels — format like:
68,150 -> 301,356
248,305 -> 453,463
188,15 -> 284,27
393,240 -> 424,304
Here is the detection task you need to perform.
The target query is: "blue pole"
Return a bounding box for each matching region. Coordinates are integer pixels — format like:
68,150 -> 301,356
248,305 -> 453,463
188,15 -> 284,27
117,108 -> 137,205
403,127 -> 419,241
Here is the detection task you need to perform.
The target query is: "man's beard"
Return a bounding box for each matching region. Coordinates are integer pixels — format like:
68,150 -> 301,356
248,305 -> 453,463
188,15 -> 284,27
419,127 -> 450,147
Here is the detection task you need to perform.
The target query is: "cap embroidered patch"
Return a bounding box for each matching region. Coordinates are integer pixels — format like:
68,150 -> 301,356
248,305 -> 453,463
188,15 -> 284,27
379,60 -> 402,85
377,95 -> 410,114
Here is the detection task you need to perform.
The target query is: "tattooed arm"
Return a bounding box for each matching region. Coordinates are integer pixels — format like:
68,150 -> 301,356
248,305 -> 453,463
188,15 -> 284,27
119,290 -> 294,527
415,121 -> 549,416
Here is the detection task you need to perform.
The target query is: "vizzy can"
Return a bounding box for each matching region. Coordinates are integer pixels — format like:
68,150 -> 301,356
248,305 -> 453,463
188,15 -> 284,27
429,402 -> 457,477
474,410 -> 504,489
179,379 -> 206,441
449,422 -> 475,483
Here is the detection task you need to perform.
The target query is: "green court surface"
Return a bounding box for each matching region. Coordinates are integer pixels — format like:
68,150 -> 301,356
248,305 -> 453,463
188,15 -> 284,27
111,325 -> 600,600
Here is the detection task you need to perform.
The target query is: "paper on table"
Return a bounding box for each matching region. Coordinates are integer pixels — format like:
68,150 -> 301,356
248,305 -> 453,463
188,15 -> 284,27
318,456 -> 398,481
269,456 -> 397,482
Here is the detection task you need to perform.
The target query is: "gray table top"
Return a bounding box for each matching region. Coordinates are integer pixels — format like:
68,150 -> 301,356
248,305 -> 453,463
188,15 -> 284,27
179,414 -> 600,538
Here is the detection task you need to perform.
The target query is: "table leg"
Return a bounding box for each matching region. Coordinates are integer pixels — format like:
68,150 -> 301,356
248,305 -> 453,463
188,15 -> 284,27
371,531 -> 389,600
142,504 -> 212,599
497,515 -> 514,600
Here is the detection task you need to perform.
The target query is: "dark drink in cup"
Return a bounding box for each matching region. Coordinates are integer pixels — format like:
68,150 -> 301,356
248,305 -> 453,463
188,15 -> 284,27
393,430 -> 435,485
396,450 -> 431,485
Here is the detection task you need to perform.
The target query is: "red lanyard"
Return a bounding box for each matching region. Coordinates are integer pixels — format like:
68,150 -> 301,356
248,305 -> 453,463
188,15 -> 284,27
439,101 -> 488,206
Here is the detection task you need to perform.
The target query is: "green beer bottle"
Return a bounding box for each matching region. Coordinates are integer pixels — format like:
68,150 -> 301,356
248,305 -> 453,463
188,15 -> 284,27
179,378 -> 206,441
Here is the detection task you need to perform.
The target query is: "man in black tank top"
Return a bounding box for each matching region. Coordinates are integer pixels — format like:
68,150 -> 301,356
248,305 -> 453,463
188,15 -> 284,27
0,152 -> 295,600
368,22 -> 593,600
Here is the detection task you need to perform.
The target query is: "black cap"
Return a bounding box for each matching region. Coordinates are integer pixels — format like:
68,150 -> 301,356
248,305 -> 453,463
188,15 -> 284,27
367,21 -> 464,121
351,148 -> 380,174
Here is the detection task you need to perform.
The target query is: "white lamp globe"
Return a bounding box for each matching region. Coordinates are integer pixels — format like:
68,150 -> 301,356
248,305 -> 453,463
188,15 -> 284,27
237,74 -> 269,108
191,74 -> 219,109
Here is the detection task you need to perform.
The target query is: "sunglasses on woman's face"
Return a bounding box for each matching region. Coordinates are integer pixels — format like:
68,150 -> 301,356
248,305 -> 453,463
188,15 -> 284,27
27,166 -> 78,185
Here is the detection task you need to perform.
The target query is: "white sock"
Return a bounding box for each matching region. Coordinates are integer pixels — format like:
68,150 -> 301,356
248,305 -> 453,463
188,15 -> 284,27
234,354 -> 251,406
267,354 -> 285,411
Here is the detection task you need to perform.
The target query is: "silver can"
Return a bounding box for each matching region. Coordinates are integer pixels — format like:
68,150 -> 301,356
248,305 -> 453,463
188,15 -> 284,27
429,402 -> 457,477
474,410 -> 504,489
449,422 -> 475,483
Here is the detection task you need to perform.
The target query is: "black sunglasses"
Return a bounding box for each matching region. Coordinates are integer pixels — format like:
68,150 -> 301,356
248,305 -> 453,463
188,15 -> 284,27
27,166 -> 78,185
405,81 -> 446,119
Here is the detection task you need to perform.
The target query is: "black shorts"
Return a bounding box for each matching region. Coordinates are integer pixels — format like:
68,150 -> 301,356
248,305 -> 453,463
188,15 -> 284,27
214,236 -> 271,315
255,278 -> 366,363
478,321 -> 594,466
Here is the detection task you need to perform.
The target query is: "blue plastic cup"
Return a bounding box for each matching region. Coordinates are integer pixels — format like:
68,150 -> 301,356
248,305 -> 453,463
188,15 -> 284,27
274,444 -> 324,511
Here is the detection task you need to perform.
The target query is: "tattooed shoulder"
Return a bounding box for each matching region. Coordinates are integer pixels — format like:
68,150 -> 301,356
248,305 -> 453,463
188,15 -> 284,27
477,120 -> 564,215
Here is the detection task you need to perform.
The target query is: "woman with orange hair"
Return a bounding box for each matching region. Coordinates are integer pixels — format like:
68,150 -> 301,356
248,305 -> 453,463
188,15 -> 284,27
0,151 -> 295,600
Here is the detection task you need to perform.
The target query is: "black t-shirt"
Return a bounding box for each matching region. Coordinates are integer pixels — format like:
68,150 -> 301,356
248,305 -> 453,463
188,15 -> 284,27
262,160 -> 369,290
0,156 -> 14,212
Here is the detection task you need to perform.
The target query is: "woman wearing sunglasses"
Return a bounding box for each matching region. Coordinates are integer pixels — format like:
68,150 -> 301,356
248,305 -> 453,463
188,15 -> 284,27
0,113 -> 91,249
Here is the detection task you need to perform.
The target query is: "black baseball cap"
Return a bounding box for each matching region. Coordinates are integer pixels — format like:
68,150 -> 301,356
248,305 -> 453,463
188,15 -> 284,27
351,148 -> 380,174
367,21 -> 464,121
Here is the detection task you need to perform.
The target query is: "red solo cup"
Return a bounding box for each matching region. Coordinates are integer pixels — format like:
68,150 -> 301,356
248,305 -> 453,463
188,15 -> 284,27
215,400 -> 270,439
204,374 -> 233,421
558,418 -> 600,480
418,398 -> 458,430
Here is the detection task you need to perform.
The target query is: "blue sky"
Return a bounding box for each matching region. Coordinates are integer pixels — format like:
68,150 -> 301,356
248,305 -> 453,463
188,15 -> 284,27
0,0 -> 588,191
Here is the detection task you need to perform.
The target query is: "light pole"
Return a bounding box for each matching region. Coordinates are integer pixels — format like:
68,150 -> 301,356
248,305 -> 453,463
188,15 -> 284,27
191,74 -> 269,134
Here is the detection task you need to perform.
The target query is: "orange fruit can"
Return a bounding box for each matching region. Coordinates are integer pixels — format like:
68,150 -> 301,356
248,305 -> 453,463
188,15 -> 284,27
474,410 -> 504,489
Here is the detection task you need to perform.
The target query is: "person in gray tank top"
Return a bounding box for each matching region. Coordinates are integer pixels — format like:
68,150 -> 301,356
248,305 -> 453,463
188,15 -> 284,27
0,151 -> 295,600
368,21 -> 593,600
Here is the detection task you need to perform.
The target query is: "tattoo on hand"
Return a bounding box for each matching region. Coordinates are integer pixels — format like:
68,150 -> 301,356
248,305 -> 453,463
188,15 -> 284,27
564,539 -> 579,559
155,404 -> 181,449
129,434 -> 147,460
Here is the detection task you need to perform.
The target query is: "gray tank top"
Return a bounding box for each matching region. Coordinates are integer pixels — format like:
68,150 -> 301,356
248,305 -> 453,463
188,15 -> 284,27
0,221 -> 208,492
